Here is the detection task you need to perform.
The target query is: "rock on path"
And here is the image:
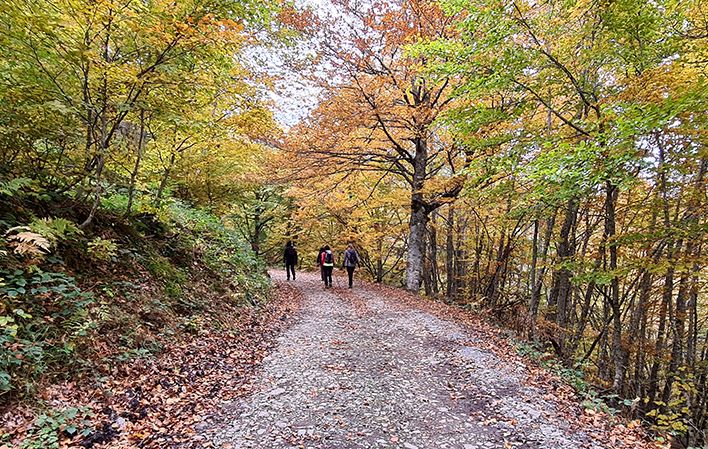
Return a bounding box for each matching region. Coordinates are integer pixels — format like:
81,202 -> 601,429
212,270 -> 605,449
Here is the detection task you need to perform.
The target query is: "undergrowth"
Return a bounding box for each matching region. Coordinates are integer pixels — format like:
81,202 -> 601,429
0,189 -> 270,406
516,341 -> 641,416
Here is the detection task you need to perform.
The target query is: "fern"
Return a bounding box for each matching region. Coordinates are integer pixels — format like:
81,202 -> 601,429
0,177 -> 32,196
29,218 -> 82,245
4,227 -> 51,256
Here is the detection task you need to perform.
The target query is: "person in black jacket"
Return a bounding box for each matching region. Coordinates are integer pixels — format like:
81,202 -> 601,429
317,246 -> 326,282
284,241 -> 298,280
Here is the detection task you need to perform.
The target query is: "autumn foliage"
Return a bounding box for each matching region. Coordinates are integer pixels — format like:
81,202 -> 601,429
0,0 -> 707,447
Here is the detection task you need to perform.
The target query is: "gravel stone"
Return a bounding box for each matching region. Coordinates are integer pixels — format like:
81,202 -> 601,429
211,271 -> 607,449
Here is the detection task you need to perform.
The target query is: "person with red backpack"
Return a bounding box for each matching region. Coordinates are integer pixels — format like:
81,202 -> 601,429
342,243 -> 359,288
320,245 -> 335,288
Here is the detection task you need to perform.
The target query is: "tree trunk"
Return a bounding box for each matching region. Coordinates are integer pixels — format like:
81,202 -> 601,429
548,198 -> 578,357
376,238 -> 384,283
406,201 -> 427,292
446,206 -> 455,298
604,180 -> 625,394
429,217 -> 440,295
126,108 -> 146,216
529,212 -> 556,339
456,217 -> 468,297
155,151 -> 177,206
647,256 -> 673,406
423,228 -> 432,296
405,137 -> 429,292
529,219 -> 539,301
79,151 -> 105,229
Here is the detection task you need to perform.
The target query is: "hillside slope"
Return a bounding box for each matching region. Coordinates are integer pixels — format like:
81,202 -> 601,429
0,192 -> 283,448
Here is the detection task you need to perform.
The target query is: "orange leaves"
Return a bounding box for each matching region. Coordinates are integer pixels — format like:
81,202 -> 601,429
2,281 -> 304,448
278,6 -> 318,33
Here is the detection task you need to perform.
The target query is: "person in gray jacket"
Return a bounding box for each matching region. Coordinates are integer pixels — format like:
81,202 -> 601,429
342,243 -> 359,288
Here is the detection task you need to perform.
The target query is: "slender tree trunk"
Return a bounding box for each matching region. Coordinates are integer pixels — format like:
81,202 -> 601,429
155,151 -> 177,206
529,212 -> 555,339
79,150 -> 105,229
423,228 -> 432,296
126,108 -> 146,216
661,258 -> 686,407
568,250 -> 602,357
429,216 -> 440,295
456,217 -> 468,297
529,219 -> 539,301
648,256 -> 673,406
485,230 -> 506,306
376,238 -> 384,283
548,199 -> 578,357
80,10 -> 113,229
604,180 -> 625,394
446,206 -> 455,298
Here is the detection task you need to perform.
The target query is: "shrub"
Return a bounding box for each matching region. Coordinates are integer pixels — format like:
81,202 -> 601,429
19,406 -> 93,449
0,268 -> 94,397
87,237 -> 118,262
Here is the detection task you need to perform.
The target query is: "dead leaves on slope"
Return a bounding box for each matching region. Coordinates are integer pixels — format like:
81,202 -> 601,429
1,281 -> 303,449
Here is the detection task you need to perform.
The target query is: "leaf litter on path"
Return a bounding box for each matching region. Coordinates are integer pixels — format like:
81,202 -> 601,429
209,270 -> 661,449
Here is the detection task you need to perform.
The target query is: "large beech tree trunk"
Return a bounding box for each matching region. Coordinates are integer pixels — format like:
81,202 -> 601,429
405,137 -> 429,292
406,197 -> 428,292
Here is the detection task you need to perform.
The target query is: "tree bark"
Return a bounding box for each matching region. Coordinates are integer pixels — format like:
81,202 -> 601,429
405,136 -> 429,292
155,151 -> 177,206
429,216 -> 440,295
446,206 -> 455,298
529,212 -> 555,339
126,108 -> 146,216
604,180 -> 625,394
548,199 -> 578,356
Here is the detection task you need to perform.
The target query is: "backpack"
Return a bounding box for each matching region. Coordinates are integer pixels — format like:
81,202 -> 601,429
323,251 -> 334,265
345,249 -> 358,265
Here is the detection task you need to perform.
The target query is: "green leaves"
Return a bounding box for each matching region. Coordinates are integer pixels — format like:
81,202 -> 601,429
0,268 -> 95,396
0,178 -> 33,197
19,406 -> 93,449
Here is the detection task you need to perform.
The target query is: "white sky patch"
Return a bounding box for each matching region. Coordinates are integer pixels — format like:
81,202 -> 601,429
246,0 -> 373,129
244,0 -> 346,129
246,43 -> 322,129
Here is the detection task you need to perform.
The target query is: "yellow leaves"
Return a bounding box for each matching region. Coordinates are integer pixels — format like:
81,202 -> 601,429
420,175 -> 465,200
626,419 -> 641,429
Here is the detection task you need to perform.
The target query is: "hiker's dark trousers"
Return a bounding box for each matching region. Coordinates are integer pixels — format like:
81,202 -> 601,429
346,266 -> 355,287
286,263 -> 296,280
323,266 -> 333,287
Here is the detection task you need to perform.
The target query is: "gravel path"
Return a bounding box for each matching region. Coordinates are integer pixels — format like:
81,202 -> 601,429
212,270 -> 606,449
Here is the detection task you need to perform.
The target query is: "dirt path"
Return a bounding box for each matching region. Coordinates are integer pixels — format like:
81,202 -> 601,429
212,270 -> 608,449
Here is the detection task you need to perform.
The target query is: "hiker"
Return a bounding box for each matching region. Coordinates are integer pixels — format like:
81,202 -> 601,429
284,241 -> 298,281
316,246 -> 326,282
342,243 -> 359,288
320,245 -> 334,288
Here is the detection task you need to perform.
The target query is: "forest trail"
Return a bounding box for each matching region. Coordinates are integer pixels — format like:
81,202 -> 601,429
210,270 -> 611,449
